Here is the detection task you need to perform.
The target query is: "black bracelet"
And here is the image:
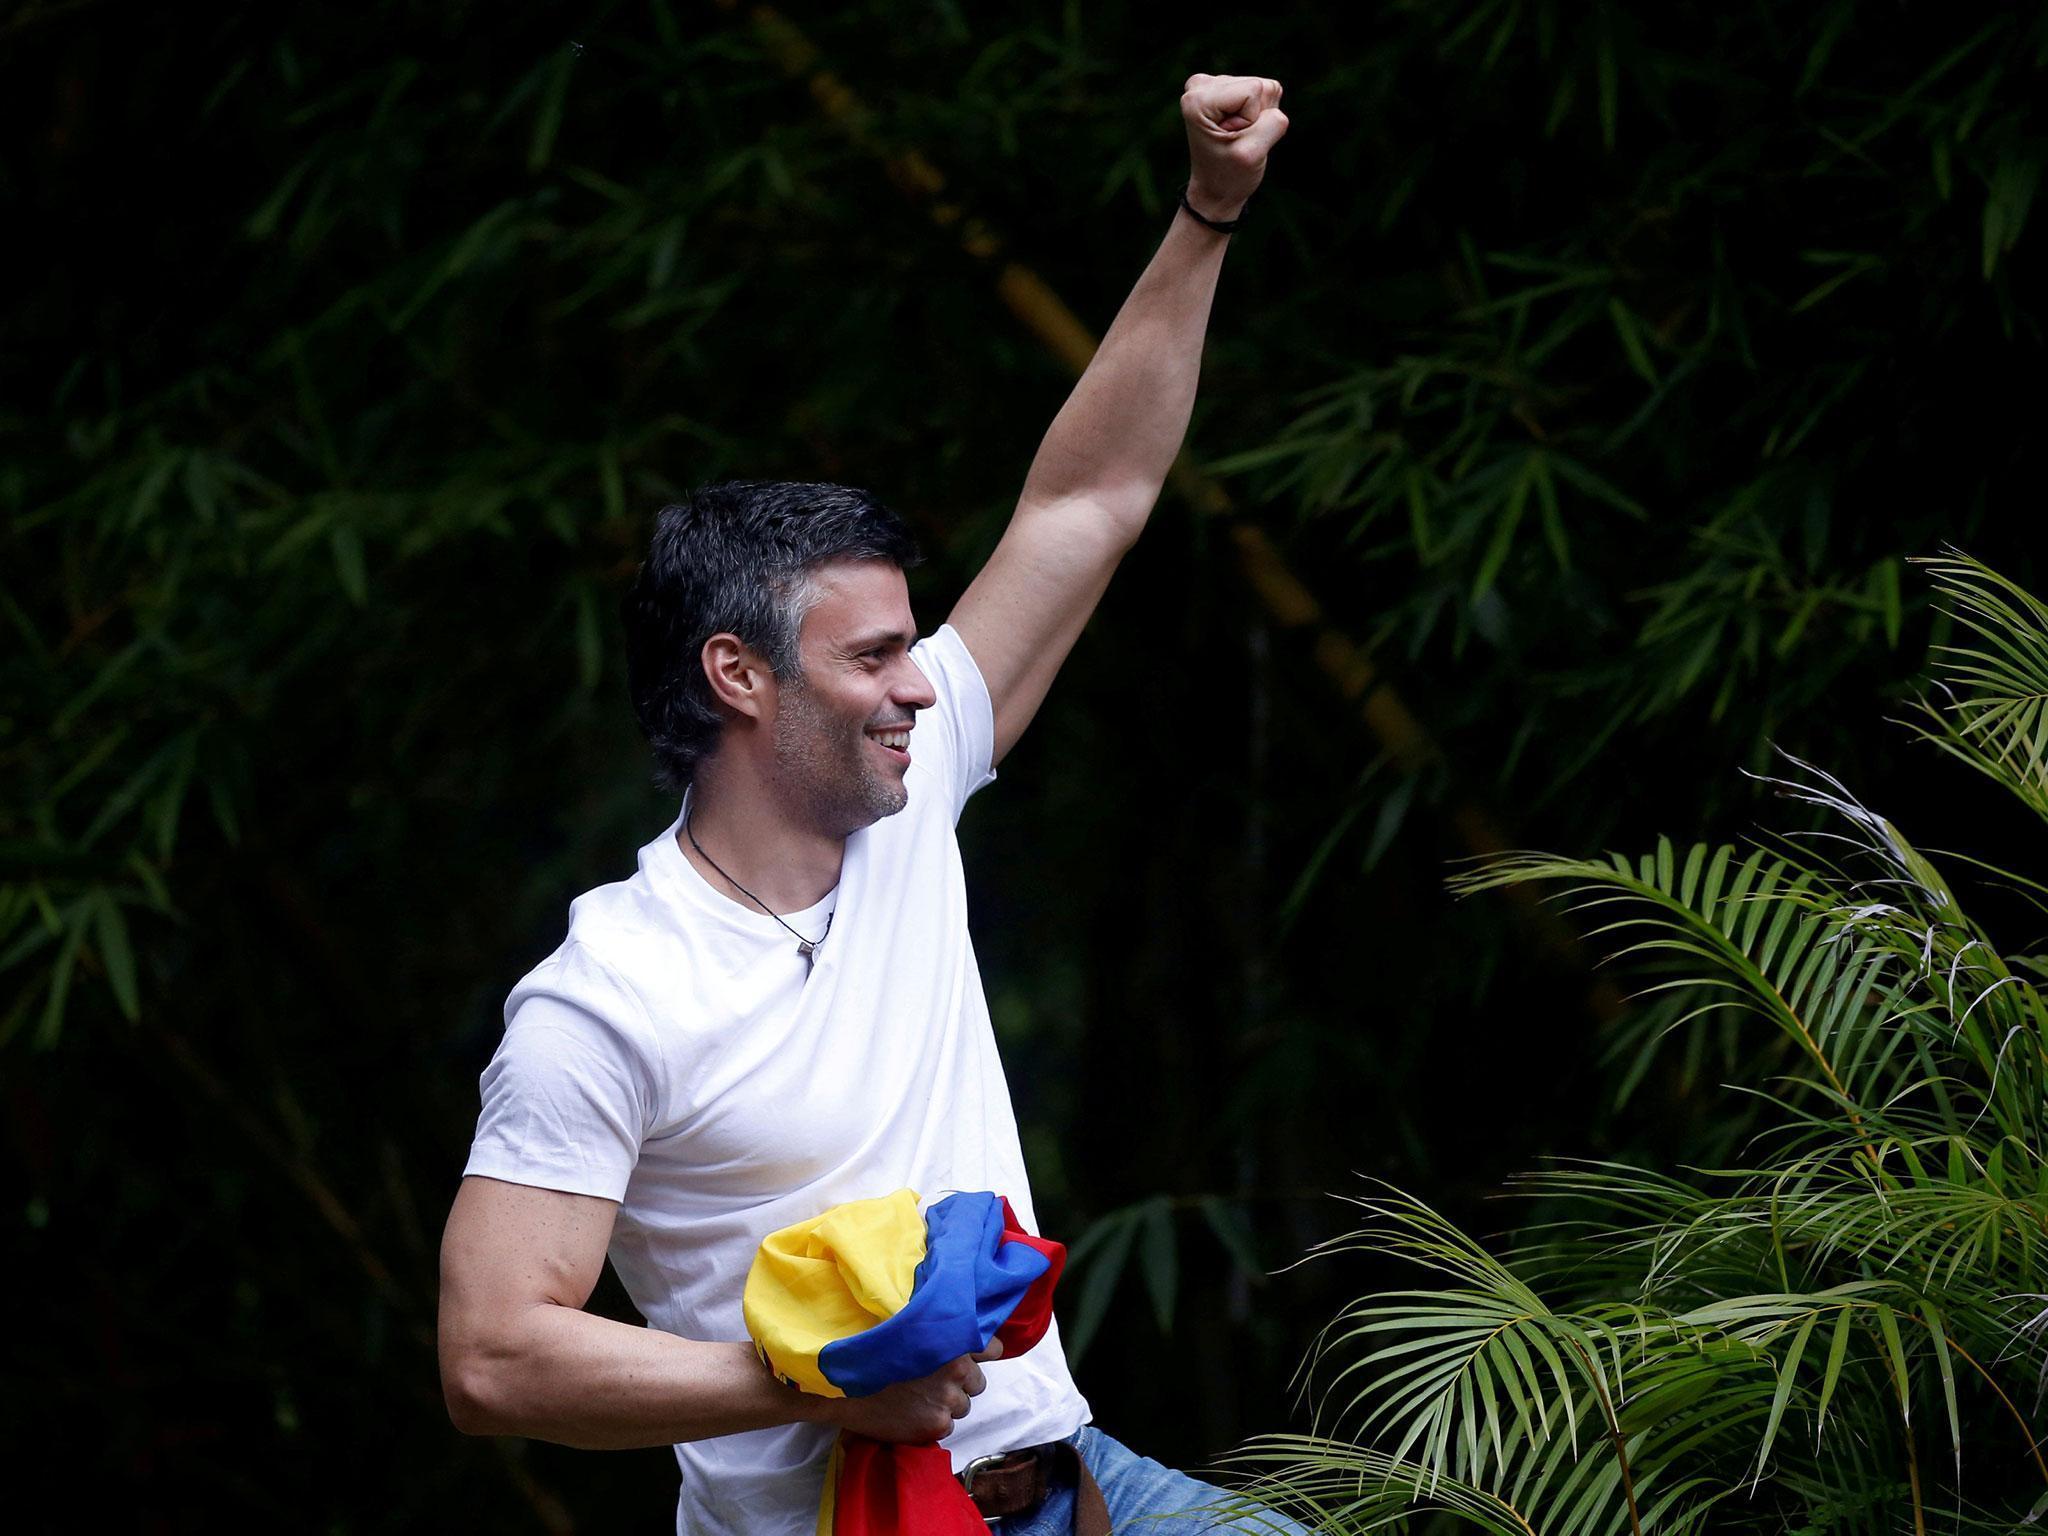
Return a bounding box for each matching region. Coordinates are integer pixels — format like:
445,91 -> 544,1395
1178,183 -> 1244,234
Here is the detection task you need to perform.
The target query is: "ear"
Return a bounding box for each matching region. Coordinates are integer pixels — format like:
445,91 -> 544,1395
701,634 -> 778,721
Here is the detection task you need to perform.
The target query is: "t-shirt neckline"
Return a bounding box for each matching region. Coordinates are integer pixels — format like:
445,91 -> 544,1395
657,792 -> 841,939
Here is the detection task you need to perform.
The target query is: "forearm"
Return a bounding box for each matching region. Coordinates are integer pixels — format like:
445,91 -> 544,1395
1015,199 -> 1241,540
445,1304 -> 822,1450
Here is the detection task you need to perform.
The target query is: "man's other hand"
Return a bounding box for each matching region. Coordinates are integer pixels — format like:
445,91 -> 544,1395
1182,73 -> 1289,217
819,1338 -> 1005,1442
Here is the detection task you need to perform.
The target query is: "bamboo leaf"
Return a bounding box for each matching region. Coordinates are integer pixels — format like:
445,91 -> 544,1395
34,903 -> 89,1049
1472,457 -> 1534,601
329,524 -> 368,606
528,49 -> 575,172
1139,1198 -> 1178,1334
1608,299 -> 1657,384
1064,1212 -> 1136,1367
1982,153 -> 2041,279
91,891 -> 140,1023
1198,1198 -> 1263,1280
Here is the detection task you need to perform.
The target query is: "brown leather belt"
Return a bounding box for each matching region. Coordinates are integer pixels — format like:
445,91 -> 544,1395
959,1441 -> 1109,1532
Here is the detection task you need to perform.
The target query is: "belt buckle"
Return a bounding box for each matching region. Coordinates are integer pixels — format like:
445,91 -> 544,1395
960,1448 -> 1018,1498
960,1447 -> 1043,1527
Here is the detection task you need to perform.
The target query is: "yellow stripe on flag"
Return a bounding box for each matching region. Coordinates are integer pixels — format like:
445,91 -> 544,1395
743,1188 -> 928,1399
815,1437 -> 841,1536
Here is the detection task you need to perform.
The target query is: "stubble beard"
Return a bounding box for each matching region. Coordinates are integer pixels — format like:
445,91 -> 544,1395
771,672 -> 908,836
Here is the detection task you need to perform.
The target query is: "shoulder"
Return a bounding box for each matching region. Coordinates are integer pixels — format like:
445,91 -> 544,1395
509,868 -> 686,1054
912,623 -> 994,715
908,624 -> 998,819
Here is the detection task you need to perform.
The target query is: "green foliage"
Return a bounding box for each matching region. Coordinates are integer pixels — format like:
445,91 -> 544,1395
8,0 -> 2048,1523
1060,1192 -> 1267,1364
1234,553 -> 2048,1533
1208,0 -> 2044,832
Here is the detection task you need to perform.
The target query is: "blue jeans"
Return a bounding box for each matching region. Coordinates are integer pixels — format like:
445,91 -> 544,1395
994,1426 -> 1309,1534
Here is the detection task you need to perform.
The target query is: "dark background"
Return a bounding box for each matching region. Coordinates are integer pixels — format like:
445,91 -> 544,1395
6,0 -> 2043,1527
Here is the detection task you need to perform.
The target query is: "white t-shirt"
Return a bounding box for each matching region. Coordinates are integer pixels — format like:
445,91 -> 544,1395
463,623 -> 1091,1535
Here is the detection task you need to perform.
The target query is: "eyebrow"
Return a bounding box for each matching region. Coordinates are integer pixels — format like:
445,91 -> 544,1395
840,627 -> 916,652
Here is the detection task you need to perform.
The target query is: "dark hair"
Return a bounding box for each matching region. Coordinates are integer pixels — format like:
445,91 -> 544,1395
622,480 -> 923,791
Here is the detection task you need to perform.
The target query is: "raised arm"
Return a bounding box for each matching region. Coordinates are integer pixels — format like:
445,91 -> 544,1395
947,73 -> 1288,766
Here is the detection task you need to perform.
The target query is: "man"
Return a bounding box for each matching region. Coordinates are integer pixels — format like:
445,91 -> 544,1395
439,74 -> 1296,1534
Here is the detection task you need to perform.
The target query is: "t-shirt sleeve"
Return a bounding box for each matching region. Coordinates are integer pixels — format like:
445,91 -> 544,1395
461,947 -> 661,1203
909,622 -> 998,823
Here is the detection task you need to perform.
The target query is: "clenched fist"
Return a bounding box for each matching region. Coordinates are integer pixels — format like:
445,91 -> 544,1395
816,1338 -> 1003,1443
1182,74 -> 1288,221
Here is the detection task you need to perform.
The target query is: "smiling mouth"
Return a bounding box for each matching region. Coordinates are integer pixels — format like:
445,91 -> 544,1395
866,727 -> 912,762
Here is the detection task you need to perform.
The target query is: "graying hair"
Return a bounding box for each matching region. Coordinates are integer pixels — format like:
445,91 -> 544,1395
622,481 -> 923,792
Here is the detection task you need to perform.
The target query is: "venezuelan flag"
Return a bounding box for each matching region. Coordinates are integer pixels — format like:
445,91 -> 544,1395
742,1189 -> 1066,1535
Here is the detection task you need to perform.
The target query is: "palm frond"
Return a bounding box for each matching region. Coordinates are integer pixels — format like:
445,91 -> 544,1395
1252,556 -> 2048,1533
1906,551 -> 2048,822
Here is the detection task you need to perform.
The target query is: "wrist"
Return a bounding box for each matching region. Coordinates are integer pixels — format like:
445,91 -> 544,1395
748,1347 -> 830,1427
785,1393 -> 826,1427
1183,181 -> 1248,223
778,1381 -> 835,1428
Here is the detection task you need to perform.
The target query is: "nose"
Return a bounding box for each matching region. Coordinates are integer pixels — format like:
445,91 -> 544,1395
897,654 -> 938,711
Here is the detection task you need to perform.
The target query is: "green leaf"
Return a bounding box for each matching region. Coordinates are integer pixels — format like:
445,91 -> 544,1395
129,451 -> 181,530
1364,775 -> 1418,871
260,508 -> 334,572
1544,68 -> 1578,140
1607,298 -> 1657,384
207,773 -> 242,846
1789,253 -> 1882,313
1916,1301 -> 1961,1464
1549,455 -> 1646,519
1981,153 -> 2041,279
1406,467 -> 1436,562
91,892 -> 140,1023
1754,1309 -> 1817,1476
182,450 -> 222,525
1471,458 -> 1533,602
247,155 -> 317,240
1198,1198 -> 1262,1279
330,525 -> 367,606
1138,1198 -> 1178,1334
148,731 -> 200,864
528,49 -> 575,173
1531,453 -> 1567,571
1798,2 -> 1855,95
1064,1213 -> 1134,1367
47,723 -> 133,805
1873,1304 -> 1911,1421
35,903 -> 89,1049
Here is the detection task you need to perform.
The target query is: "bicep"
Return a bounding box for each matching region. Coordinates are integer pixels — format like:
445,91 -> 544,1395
436,1175 -> 623,1431
440,1174 -> 618,1328
946,499 -> 1133,766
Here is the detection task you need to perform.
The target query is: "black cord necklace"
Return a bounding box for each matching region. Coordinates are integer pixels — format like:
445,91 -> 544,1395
682,795 -> 832,968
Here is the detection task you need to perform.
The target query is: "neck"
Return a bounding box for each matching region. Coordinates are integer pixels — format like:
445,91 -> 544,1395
680,755 -> 845,915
